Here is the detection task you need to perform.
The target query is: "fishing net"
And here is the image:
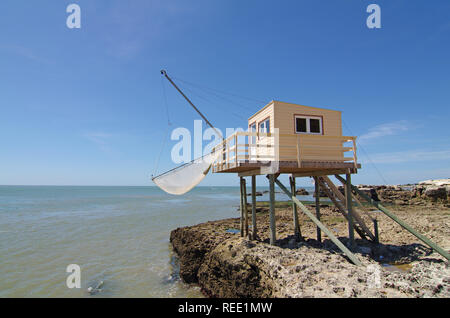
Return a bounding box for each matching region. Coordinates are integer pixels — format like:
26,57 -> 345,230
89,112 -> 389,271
152,151 -> 220,195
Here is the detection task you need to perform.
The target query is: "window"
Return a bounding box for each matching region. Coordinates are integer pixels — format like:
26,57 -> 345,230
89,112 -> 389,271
295,116 -> 322,134
259,119 -> 270,133
296,118 -> 307,133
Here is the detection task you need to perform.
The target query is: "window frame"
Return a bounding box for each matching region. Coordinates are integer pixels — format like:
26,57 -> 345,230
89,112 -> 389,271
294,115 -> 323,135
258,117 -> 270,134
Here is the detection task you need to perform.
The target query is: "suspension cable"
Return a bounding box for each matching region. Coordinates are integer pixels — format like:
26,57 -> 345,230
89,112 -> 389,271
343,120 -> 389,185
172,76 -> 265,103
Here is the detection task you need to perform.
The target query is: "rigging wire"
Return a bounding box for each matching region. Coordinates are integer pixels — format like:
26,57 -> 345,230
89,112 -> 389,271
343,119 -> 389,185
153,71 -> 266,178
174,82 -> 250,122
171,75 -> 265,111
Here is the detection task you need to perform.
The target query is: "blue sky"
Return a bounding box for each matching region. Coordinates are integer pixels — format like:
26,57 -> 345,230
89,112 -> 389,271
0,0 -> 449,186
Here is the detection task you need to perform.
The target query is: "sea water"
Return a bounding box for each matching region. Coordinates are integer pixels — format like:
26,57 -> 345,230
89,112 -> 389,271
0,186 -> 313,297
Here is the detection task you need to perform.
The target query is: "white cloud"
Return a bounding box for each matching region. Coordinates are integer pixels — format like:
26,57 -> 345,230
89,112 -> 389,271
84,132 -> 114,151
0,44 -> 51,64
358,120 -> 412,144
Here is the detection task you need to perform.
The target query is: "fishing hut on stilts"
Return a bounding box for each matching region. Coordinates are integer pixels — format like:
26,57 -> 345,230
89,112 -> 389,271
153,71 -> 450,266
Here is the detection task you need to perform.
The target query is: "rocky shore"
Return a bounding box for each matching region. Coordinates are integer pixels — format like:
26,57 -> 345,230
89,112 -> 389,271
318,179 -> 450,206
170,180 -> 450,298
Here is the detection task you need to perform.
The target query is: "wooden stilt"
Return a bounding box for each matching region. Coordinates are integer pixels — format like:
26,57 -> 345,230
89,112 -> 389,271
242,178 -> 249,238
313,176 -> 322,242
289,176 -> 301,241
239,177 -> 244,237
251,175 -> 257,240
346,173 -> 355,249
268,174 -> 276,245
373,219 -> 379,244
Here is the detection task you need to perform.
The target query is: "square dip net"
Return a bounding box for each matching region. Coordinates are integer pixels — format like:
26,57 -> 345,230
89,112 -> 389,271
152,151 -> 220,195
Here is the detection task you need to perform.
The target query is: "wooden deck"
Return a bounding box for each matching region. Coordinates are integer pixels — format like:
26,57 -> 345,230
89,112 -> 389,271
211,131 -> 360,176
213,160 -> 360,176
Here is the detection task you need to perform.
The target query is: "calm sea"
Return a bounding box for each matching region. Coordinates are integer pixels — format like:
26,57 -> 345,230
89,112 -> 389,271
0,185 -> 317,297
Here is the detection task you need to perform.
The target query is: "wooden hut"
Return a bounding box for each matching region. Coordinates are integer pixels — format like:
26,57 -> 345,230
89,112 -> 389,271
212,100 -> 359,176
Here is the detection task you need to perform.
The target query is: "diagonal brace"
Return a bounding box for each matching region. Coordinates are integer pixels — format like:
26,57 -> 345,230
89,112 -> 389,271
335,174 -> 450,261
274,178 -> 362,266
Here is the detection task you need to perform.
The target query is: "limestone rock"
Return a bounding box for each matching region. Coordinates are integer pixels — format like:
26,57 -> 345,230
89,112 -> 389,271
296,188 -> 309,195
357,187 -> 380,201
424,187 -> 447,201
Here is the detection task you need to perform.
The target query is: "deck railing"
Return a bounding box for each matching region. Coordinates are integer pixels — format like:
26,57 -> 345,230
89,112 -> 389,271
211,131 -> 357,172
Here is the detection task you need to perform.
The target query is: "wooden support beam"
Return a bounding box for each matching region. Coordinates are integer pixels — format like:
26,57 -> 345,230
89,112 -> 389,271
316,177 -> 368,240
268,174 -> 277,245
238,169 -> 261,177
239,177 -> 244,237
322,176 -> 376,241
292,169 -> 351,178
289,176 -> 302,241
335,174 -> 377,222
335,173 -> 379,241
313,176 -> 322,242
373,219 -> 379,244
242,178 -> 249,238
251,175 -> 257,240
322,175 -> 346,206
335,174 -> 450,261
274,178 -> 362,266
346,173 -> 355,249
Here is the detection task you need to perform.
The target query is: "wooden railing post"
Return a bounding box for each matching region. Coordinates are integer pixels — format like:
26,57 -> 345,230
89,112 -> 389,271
235,133 -> 238,164
352,137 -> 358,169
257,131 -> 260,159
226,139 -> 230,169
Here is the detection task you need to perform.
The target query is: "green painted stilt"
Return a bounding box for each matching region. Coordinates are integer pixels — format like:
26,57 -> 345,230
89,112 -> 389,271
251,175 -> 257,240
268,174 -> 276,245
313,176 -> 322,242
289,176 -> 301,241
